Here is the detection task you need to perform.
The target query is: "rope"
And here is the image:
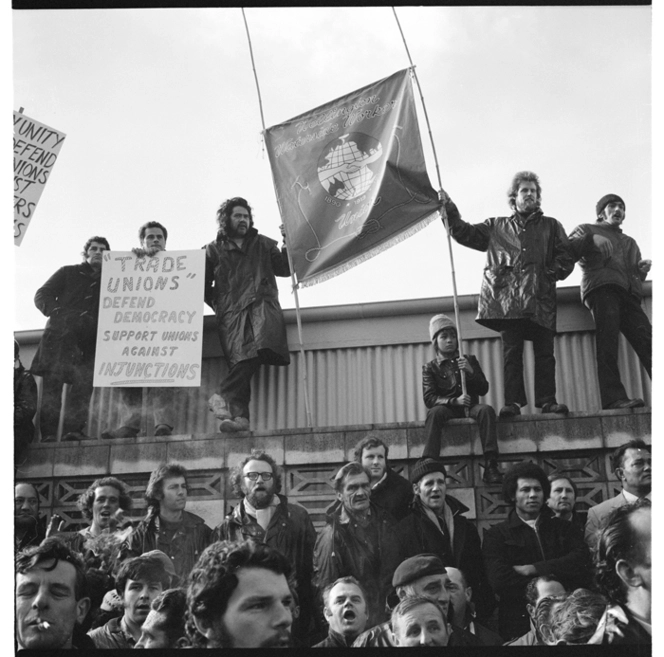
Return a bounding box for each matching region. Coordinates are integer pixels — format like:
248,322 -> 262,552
392,7 -> 468,409
241,8 -> 313,427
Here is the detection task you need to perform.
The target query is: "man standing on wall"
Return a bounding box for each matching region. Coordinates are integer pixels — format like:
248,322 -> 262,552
204,197 -> 290,432
32,236 -> 110,441
440,173 -> 574,417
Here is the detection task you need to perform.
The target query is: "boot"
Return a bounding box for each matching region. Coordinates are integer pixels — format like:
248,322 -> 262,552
499,403 -> 521,418
208,393 -> 232,420
219,417 -> 250,433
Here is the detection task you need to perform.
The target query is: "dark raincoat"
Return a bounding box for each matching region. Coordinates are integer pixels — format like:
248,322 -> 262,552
31,262 -> 102,380
446,202 -> 574,332
204,228 -> 290,367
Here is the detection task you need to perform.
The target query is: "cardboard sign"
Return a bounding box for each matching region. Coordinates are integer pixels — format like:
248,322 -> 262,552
94,250 -> 205,387
14,111 -> 67,246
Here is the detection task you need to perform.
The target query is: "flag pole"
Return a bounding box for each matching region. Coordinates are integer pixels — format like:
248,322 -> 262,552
241,8 -> 314,428
392,7 -> 468,408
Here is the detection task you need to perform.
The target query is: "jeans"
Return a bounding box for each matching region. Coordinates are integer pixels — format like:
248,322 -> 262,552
116,387 -> 175,431
40,363 -> 94,437
219,357 -> 262,420
585,285 -> 651,407
500,320 -> 556,408
423,403 -> 498,458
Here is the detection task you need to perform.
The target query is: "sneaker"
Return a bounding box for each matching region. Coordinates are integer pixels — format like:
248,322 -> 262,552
483,459 -> 503,484
101,426 -> 139,439
154,424 -> 173,436
499,403 -> 521,418
219,417 -> 250,433
208,394 -> 232,420
604,398 -> 645,410
541,402 -> 569,415
62,431 -> 90,441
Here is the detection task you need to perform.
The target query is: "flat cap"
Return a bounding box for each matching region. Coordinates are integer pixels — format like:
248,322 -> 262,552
142,549 -> 178,581
392,554 -> 447,588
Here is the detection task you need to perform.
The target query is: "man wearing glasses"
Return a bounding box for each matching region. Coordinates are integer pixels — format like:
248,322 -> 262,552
211,450 -> 317,643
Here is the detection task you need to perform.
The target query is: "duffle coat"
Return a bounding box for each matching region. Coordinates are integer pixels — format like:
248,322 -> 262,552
204,228 -> 290,367
446,202 -> 574,332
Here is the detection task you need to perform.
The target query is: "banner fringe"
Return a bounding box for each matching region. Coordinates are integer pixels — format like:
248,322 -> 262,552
299,210 -> 440,288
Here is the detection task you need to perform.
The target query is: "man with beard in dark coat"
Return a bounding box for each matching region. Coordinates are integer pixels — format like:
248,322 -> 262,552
313,462 -> 399,627
352,436 -> 413,521
394,458 -> 495,624
482,461 -> 590,640
211,449 -> 316,641
32,236 -> 110,441
204,197 -> 290,433
440,173 -> 574,417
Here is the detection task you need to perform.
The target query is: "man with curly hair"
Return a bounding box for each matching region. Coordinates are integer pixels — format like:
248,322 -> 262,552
204,197 -> 290,432
211,450 -> 316,640
440,173 -> 574,417
32,236 -> 110,441
481,461 -> 590,640
125,462 -> 211,579
186,539 -> 294,648
135,587 -> 190,649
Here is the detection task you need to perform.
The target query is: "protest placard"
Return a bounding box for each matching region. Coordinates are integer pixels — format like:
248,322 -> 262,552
14,110 -> 67,246
94,249 -> 205,387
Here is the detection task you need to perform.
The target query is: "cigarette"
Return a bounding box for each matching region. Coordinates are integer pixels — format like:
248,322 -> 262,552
36,621 -> 51,630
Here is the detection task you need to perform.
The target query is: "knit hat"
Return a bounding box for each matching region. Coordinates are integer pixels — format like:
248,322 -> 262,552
596,194 -> 625,219
410,458 -> 447,484
429,314 -> 456,343
392,554 -> 447,588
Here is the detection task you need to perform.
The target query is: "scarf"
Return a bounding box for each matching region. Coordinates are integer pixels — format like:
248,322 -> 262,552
243,495 -> 280,531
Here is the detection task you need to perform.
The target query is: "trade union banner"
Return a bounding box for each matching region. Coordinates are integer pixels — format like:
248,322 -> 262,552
264,68 -> 440,287
94,249 -> 205,387
14,110 -> 67,246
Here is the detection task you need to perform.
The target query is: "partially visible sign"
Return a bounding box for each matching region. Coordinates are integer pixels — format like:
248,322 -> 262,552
94,250 -> 205,387
14,111 -> 67,246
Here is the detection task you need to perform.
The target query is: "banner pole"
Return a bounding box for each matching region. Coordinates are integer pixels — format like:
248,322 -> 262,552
241,8 -> 314,428
392,7 -> 468,410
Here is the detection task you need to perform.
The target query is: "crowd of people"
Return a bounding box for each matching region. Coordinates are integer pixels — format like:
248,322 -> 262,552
14,175 -> 652,649
15,438 -> 652,648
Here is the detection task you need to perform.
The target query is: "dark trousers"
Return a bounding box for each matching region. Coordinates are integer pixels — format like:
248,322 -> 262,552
501,320 -> 556,408
423,403 -> 498,458
585,285 -> 652,408
219,357 -> 262,420
116,387 -> 175,431
40,365 -> 94,437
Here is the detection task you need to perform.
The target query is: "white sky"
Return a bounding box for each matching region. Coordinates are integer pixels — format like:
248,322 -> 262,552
11,5 -> 653,333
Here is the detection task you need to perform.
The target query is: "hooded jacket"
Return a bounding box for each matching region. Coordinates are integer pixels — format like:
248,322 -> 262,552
394,495 -> 495,622
204,227 -> 290,367
445,201 -> 574,333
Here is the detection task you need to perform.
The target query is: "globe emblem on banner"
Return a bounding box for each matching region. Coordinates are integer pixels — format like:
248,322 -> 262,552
317,133 -> 383,201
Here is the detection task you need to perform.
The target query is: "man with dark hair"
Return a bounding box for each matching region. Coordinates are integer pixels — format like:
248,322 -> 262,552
569,194 -> 651,409
186,539 -> 294,648
440,174 -> 574,417
592,500 -> 651,644
313,461 -> 398,626
102,221 -> 175,439
211,449 -> 316,640
504,575 -> 567,646
135,587 -> 190,649
88,552 -> 172,648
16,537 -> 92,650
32,235 -> 110,441
394,458 -> 495,623
126,463 -> 211,578
15,481 -> 45,552
445,567 -> 503,646
313,576 -> 369,647
391,596 -> 451,647
547,475 -> 579,524
353,436 -> 412,521
585,439 -> 651,546
545,588 -> 608,645
482,461 -> 590,640
204,197 -> 290,432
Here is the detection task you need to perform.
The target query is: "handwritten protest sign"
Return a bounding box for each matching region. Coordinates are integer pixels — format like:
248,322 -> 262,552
94,250 -> 205,387
14,111 -> 67,246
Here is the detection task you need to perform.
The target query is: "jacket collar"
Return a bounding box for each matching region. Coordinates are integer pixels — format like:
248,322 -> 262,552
231,493 -> 288,524
409,492 -> 469,517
